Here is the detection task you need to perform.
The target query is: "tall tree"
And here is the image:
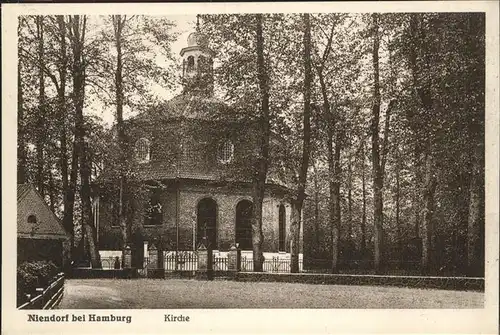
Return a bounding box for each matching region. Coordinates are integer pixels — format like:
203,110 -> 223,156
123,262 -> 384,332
406,14 -> 438,274
251,13 -> 270,271
17,18 -> 28,184
92,15 -> 177,261
68,15 -> 101,268
35,16 -> 46,196
370,13 -> 394,273
57,15 -> 80,256
290,13 -> 313,273
111,14 -> 129,264
360,140 -> 367,258
313,14 -> 340,273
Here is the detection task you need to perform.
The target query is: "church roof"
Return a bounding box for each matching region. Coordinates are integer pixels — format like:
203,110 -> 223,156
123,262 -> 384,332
130,93 -> 232,123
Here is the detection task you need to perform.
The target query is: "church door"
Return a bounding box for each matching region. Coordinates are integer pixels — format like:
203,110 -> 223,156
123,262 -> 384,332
196,198 -> 217,249
236,200 -> 253,250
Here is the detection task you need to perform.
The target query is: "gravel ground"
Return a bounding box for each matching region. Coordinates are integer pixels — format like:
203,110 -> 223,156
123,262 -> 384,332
57,278 -> 484,309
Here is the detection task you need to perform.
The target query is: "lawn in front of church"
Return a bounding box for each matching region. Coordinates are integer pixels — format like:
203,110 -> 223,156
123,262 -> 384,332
57,278 -> 483,309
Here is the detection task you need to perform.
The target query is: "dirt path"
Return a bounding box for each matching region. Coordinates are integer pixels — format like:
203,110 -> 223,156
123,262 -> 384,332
57,278 -> 484,309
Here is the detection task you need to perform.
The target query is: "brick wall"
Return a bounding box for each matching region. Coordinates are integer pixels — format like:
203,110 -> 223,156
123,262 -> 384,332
97,181 -> 293,254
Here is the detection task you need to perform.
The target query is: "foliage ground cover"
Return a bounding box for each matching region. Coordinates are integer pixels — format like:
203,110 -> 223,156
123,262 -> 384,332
17,260 -> 59,306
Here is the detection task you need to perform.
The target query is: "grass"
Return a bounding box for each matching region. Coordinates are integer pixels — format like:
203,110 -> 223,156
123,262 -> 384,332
57,278 -> 484,309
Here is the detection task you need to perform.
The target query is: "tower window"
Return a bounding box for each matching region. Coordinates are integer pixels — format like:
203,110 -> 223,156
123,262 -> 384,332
187,56 -> 195,72
217,140 -> 234,164
198,56 -> 207,72
27,215 -> 37,224
135,138 -> 150,162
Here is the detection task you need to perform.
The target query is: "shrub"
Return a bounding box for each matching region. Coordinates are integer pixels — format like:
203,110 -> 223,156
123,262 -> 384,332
17,260 -> 59,306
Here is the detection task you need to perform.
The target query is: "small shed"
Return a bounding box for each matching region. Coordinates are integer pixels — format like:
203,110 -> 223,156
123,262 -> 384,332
17,184 -> 70,268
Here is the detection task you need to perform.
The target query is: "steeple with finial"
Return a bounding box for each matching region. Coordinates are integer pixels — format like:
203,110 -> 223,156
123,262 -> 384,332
180,15 -> 214,96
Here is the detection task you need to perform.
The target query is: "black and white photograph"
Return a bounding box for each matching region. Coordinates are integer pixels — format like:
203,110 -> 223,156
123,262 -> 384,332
2,2 -> 499,334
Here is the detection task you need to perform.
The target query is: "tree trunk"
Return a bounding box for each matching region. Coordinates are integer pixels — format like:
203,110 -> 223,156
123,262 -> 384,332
467,154 -> 481,276
17,48 -> 27,184
36,16 -> 46,196
290,13 -> 313,273
332,131 -> 342,272
48,168 -> 56,213
360,142 -> 367,258
119,178 -> 128,252
312,163 -> 320,248
63,142 -> 78,259
328,138 -> 339,273
112,15 -> 129,260
413,147 -> 422,241
395,147 -> 402,267
347,156 -> 353,243
290,199 -> 303,272
56,18 -> 68,190
314,15 -> 339,272
420,151 -> 437,275
55,16 -> 76,258
70,15 -> 101,268
252,13 -> 270,272
80,141 -> 100,268
327,126 -> 339,273
409,15 -> 437,275
317,41 -> 339,273
371,13 -> 384,274
57,15 -> 68,195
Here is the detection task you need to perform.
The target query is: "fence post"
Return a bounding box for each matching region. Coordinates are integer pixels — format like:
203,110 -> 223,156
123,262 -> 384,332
148,244 -> 162,278
123,245 -> 132,269
196,244 -> 213,280
228,244 -> 241,273
148,244 -> 158,268
36,288 -> 44,309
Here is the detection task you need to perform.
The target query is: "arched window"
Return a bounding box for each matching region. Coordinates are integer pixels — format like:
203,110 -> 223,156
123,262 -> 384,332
135,138 -> 150,162
278,205 -> 286,252
217,140 -> 234,164
27,215 -> 37,224
236,200 -> 253,250
198,55 -> 207,72
144,187 -> 163,226
197,198 -> 217,249
187,56 -> 195,72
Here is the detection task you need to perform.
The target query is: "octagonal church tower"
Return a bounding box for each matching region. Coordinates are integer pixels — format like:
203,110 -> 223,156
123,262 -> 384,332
180,31 -> 214,96
94,29 -> 302,269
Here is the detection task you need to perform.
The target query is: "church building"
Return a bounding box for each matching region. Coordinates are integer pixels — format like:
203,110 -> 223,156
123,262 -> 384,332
94,30 -> 303,268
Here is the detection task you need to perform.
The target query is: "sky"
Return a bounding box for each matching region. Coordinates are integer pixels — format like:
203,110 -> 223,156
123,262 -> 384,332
88,15 -> 197,128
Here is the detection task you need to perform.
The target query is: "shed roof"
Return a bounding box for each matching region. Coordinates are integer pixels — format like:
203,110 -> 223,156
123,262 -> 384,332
17,184 -> 69,240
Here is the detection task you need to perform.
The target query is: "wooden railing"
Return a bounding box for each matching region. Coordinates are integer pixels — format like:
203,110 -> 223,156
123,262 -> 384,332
18,273 -> 65,310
